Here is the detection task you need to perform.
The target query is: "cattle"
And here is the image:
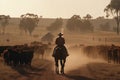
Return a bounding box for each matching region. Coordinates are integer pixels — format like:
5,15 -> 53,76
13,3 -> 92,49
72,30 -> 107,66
113,48 -> 119,64
82,46 -> 100,58
31,41 -> 53,59
82,44 -> 120,64
0,46 -> 11,56
106,45 -> 120,64
1,45 -> 34,67
0,41 -> 53,67
108,48 -> 113,63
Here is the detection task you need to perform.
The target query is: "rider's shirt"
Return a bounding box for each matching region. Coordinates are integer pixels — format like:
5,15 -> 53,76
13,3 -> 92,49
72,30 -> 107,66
55,37 -> 65,46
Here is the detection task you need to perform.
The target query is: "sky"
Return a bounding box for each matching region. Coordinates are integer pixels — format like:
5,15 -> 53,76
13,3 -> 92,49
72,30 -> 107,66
0,0 -> 111,18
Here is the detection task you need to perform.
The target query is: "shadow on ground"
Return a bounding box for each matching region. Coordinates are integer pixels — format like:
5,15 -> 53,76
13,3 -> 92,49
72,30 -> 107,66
64,74 -> 95,80
64,62 -> 120,80
11,65 -> 45,77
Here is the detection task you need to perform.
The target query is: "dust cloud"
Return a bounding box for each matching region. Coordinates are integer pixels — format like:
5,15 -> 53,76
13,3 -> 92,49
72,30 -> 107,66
65,48 -> 106,72
45,47 -> 106,73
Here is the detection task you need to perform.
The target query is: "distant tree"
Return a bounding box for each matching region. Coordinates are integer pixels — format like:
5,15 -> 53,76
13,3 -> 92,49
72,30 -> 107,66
19,17 -> 27,34
104,0 -> 120,35
113,26 -> 120,32
83,20 -> 94,32
83,14 -> 93,32
47,18 -> 63,32
40,16 -> 43,18
99,22 -> 111,31
66,15 -> 93,33
66,15 -> 82,32
19,13 -> 39,35
0,15 -> 10,34
83,14 -> 92,20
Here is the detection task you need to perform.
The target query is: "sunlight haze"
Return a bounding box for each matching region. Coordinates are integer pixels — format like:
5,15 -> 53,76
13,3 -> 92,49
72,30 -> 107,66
0,0 -> 110,18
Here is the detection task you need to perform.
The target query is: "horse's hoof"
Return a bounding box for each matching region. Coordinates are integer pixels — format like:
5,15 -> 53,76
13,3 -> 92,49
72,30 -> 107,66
61,71 -> 64,74
61,72 -> 64,74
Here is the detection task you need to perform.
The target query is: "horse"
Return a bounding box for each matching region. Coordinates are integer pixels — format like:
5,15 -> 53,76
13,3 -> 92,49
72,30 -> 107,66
52,46 -> 68,74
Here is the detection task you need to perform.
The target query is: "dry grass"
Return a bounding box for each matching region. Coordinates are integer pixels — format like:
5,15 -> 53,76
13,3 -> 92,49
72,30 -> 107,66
0,25 -> 120,46
0,23 -> 120,80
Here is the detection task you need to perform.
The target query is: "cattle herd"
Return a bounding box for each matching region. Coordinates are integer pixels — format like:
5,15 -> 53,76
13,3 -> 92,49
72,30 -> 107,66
0,42 -> 120,68
82,44 -> 120,64
0,41 -> 52,67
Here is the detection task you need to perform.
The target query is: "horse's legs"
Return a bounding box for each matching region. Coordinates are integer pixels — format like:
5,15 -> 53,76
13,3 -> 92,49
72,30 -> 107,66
60,59 -> 66,74
55,58 -> 59,74
60,60 -> 64,74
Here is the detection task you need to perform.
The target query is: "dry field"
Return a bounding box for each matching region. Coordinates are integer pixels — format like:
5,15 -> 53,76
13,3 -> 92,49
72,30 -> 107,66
0,23 -> 120,46
0,24 -> 120,80
0,47 -> 120,80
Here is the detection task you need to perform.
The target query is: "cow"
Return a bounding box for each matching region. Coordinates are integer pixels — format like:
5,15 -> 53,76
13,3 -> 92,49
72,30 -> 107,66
2,45 -> 34,67
107,48 -> 113,63
0,46 -> 11,56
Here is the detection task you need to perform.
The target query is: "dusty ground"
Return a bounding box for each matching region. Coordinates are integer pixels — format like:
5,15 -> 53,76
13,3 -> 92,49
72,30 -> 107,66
0,29 -> 120,80
0,49 -> 120,80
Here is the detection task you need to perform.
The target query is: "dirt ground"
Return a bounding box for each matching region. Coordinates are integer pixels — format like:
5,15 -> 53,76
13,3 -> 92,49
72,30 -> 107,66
0,48 -> 120,80
0,28 -> 120,80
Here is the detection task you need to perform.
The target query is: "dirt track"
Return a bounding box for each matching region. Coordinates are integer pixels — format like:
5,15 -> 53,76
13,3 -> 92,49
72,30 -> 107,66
0,56 -> 94,80
1,54 -> 120,80
14,59 -> 95,80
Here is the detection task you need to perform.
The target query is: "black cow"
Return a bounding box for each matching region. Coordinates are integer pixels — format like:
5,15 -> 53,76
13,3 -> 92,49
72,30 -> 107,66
113,48 -> 119,64
0,46 -> 11,56
20,48 -> 34,66
2,45 -> 34,67
108,48 -> 113,63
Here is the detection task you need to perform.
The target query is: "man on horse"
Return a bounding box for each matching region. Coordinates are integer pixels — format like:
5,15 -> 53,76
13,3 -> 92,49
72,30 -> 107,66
52,33 -> 69,57
52,33 -> 69,74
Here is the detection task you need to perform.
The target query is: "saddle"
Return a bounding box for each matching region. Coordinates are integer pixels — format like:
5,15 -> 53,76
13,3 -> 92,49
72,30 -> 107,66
52,46 -> 69,58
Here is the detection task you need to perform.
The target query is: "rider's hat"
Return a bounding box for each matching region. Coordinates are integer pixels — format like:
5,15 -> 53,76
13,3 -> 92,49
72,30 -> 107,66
58,33 -> 63,36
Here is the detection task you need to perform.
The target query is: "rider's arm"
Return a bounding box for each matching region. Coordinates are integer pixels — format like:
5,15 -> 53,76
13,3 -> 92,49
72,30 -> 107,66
63,38 -> 65,44
55,38 -> 58,45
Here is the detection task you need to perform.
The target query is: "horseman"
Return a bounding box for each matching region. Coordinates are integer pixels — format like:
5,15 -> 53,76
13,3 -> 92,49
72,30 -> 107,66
52,33 -> 69,57
52,33 -> 69,74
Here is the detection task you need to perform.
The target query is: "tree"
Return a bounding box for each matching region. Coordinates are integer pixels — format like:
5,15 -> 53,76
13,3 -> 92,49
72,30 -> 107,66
0,15 -> 10,34
104,0 -> 120,35
83,14 -> 93,32
99,22 -> 111,31
66,15 -> 82,32
47,18 -> 63,32
83,14 -> 92,20
83,20 -> 94,32
19,13 -> 39,35
66,15 -> 93,33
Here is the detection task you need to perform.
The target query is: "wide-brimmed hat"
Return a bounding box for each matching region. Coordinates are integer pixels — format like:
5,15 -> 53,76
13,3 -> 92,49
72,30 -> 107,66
58,33 -> 63,36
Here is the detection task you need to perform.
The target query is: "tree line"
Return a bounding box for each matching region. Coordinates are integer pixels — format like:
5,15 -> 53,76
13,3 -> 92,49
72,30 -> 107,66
47,14 -> 94,33
0,14 -> 94,35
0,0 -> 119,35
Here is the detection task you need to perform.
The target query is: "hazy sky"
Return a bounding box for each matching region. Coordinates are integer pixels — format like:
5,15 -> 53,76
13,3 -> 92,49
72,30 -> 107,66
0,0 -> 110,18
